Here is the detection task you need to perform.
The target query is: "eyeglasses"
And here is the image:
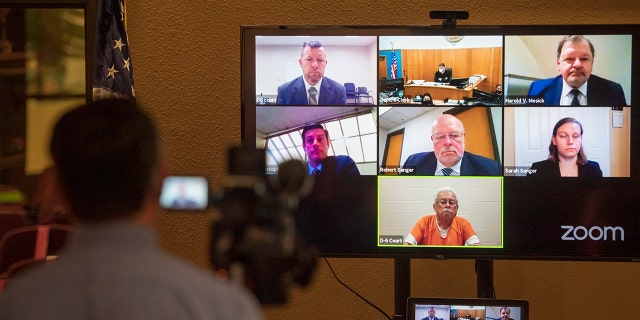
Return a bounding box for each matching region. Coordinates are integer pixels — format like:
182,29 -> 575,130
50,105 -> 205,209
432,132 -> 463,142
436,199 -> 458,206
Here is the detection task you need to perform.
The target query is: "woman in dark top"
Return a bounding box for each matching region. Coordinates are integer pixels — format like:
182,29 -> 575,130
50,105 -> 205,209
528,117 -> 603,178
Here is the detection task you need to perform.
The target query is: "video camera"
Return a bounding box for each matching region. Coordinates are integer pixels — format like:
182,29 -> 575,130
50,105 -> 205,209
160,146 -> 317,305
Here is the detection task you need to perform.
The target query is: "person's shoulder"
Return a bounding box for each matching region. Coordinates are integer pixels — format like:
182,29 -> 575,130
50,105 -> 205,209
403,152 -> 435,169
278,76 -> 303,89
406,152 -> 434,162
463,152 -> 500,166
583,160 -> 603,176
332,154 -> 355,163
529,159 -> 555,171
462,152 -> 501,176
531,75 -> 561,86
158,254 -> 263,316
529,75 -> 561,93
589,74 -> 621,87
323,77 -> 346,92
322,76 -> 342,86
325,155 -> 360,175
531,158 -> 551,165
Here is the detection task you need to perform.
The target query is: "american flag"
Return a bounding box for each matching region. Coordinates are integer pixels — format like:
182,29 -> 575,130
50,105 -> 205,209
92,0 -> 135,101
390,49 -> 398,79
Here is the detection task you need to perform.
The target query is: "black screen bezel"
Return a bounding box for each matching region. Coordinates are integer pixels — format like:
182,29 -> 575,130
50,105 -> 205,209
241,24 -> 640,262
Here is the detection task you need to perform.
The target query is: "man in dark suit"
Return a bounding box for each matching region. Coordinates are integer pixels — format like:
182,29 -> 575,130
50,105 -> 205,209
527,35 -> 627,107
500,306 -> 515,320
402,114 -> 501,176
276,41 -> 347,105
434,63 -> 451,83
421,307 -> 444,320
301,123 -> 360,176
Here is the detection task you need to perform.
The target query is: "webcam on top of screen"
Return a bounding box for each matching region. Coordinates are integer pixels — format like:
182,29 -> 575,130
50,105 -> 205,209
429,10 -> 469,28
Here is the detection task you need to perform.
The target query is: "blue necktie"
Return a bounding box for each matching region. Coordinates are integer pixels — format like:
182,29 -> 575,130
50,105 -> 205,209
441,168 -> 453,176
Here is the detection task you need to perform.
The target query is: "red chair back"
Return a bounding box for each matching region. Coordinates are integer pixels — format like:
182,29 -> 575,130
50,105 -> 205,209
0,224 -> 72,275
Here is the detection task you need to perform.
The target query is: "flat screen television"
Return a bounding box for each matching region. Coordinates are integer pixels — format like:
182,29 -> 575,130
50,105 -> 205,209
241,24 -> 640,262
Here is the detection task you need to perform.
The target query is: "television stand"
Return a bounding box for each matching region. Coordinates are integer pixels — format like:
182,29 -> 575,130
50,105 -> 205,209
393,258 -> 411,320
393,258 -> 495,319
475,259 -> 495,299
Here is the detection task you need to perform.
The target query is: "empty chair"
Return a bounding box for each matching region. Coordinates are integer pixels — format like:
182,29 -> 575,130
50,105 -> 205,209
0,213 -> 29,241
344,82 -> 358,104
356,87 -> 373,104
0,224 -> 72,275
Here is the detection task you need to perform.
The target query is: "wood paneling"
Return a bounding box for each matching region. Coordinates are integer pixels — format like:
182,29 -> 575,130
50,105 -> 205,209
402,47 -> 503,93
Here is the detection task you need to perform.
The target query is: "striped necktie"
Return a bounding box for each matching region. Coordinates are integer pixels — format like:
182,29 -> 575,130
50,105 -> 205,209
308,87 -> 318,105
441,168 -> 453,176
311,168 -> 320,176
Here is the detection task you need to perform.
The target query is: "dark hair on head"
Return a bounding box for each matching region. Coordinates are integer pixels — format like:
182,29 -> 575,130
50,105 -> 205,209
422,92 -> 433,106
302,41 -> 323,48
301,123 -> 329,141
438,62 -> 445,67
301,41 -> 323,56
548,117 -> 587,165
557,35 -> 594,59
500,306 -> 511,313
50,98 -> 159,221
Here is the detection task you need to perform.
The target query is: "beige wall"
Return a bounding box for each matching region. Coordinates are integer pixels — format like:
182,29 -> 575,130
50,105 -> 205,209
126,1 -> 640,319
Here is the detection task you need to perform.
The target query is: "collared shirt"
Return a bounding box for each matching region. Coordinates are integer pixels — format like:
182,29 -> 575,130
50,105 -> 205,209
0,222 -> 263,320
561,80 -> 588,105
304,78 -> 323,104
308,163 -> 323,175
405,215 -> 479,246
434,157 -> 463,176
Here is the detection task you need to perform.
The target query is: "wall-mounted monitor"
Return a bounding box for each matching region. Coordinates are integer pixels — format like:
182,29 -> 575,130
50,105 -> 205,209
241,24 -> 639,262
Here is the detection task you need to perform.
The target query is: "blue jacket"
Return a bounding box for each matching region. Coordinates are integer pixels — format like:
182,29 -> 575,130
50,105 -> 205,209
527,75 -> 626,107
277,76 -> 347,105
402,151 -> 501,176
309,155 -> 360,176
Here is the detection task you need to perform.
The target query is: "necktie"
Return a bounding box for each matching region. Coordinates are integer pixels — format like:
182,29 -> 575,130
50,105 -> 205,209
570,89 -> 581,106
311,168 -> 320,176
441,168 -> 453,176
308,87 -> 318,105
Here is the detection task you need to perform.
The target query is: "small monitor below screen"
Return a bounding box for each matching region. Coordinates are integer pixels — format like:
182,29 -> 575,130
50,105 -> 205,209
407,297 -> 529,320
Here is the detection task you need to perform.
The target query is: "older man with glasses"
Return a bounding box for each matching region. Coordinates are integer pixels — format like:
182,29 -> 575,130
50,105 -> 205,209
404,187 -> 480,246
402,114 -> 501,176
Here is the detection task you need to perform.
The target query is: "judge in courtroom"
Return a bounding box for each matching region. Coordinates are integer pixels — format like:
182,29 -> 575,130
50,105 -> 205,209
434,62 -> 452,83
